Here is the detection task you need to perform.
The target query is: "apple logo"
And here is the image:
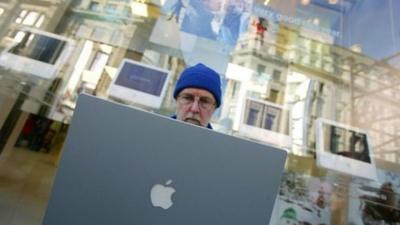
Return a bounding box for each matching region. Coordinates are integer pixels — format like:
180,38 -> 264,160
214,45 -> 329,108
150,179 -> 176,210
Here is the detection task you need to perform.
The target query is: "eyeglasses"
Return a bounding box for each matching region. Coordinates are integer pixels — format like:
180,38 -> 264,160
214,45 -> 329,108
177,93 -> 216,111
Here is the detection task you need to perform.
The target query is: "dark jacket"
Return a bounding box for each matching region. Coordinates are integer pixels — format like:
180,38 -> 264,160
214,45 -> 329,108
171,115 -> 213,129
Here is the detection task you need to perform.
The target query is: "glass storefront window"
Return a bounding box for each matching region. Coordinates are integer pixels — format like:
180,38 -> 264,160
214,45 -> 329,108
0,0 -> 400,223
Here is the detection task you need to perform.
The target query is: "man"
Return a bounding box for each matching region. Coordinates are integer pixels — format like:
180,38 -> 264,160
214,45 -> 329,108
172,63 -> 222,129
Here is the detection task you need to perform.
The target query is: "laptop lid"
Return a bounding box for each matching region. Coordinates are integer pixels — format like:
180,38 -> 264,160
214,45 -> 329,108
43,94 -> 287,225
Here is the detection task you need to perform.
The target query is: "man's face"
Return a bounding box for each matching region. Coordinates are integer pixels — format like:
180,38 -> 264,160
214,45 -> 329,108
176,88 -> 217,127
204,0 -> 223,12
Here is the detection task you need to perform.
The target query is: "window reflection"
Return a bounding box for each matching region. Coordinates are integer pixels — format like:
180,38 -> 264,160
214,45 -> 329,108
0,0 -> 398,164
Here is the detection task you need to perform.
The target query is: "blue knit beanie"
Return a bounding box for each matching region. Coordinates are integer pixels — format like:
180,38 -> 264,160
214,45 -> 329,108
173,63 -> 222,107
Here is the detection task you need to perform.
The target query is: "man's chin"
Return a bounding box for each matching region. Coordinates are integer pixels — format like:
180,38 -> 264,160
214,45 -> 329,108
184,118 -> 202,126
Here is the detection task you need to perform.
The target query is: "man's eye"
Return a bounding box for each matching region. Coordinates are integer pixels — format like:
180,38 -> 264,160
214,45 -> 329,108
200,98 -> 214,105
182,95 -> 193,101
200,99 -> 211,104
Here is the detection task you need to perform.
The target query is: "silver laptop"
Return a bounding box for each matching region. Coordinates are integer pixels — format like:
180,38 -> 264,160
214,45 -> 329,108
43,94 -> 287,225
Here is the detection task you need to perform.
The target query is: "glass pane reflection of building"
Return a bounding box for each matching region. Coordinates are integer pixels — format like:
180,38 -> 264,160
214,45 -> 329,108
244,99 -> 281,132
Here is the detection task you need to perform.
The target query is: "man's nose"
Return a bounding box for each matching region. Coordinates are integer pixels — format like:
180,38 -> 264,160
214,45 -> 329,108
189,99 -> 200,112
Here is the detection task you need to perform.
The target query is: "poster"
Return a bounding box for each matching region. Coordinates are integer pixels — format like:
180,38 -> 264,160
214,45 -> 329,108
348,169 -> 400,225
270,172 -> 333,225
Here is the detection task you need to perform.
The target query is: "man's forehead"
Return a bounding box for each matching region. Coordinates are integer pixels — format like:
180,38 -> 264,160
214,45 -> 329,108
181,88 -> 215,99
